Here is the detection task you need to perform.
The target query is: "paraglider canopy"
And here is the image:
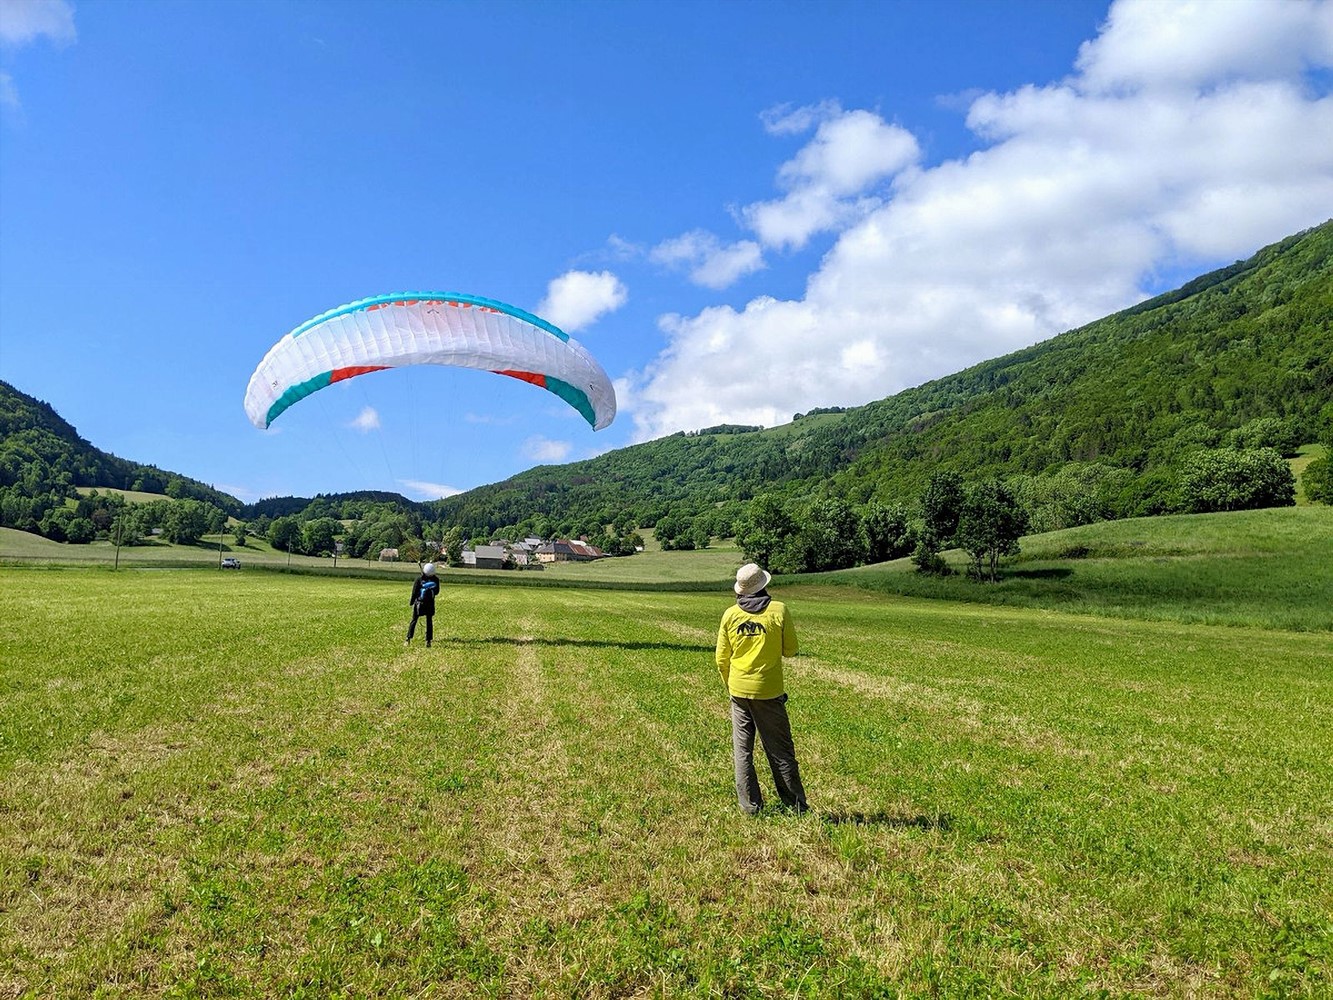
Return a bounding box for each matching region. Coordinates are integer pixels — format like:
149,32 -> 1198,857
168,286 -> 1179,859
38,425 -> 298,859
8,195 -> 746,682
244,292 -> 616,431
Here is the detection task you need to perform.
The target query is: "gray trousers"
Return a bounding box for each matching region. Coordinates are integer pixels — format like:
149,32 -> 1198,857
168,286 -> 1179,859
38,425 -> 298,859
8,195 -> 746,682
731,695 -> 808,814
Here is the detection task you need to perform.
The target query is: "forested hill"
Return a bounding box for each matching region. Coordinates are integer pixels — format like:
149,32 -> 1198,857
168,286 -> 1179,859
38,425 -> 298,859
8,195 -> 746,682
432,220 -> 1332,535
0,381 -> 243,515
241,491 -> 422,520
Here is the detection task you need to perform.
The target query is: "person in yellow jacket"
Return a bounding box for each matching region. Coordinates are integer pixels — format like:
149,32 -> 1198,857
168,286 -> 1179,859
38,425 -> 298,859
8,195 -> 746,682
715,563 -> 809,815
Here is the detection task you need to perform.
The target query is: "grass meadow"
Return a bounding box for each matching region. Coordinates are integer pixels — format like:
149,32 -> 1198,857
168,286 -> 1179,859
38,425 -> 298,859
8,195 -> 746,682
0,527 -> 740,587
1,565 -> 1330,997
820,507 -> 1333,632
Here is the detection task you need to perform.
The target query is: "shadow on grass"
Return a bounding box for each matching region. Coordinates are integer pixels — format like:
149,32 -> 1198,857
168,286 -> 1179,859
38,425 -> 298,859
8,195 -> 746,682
1003,567 -> 1075,580
821,811 -> 953,831
450,635 -> 715,653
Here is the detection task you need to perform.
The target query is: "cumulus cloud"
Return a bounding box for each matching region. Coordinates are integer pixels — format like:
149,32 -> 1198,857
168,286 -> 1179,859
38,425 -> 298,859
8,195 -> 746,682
349,406 -> 380,431
1074,0 -> 1333,93
537,270 -> 627,332
521,435 -> 572,463
742,106 -> 920,250
628,0 -> 1333,442
650,230 -> 765,289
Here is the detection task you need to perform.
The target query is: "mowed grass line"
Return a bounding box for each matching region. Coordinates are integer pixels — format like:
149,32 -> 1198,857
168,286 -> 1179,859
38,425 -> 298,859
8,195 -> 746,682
1,569 -> 1330,997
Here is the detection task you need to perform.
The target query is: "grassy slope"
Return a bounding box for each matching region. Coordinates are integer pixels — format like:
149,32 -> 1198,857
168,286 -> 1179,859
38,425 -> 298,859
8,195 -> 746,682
72,487 -> 170,505
1291,443 -> 1327,505
1,571 -> 1329,997
813,505 -> 1333,631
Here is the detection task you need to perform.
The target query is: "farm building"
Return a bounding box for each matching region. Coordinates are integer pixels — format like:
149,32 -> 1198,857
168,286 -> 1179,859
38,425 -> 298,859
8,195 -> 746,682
535,539 -> 605,563
462,544 -> 506,570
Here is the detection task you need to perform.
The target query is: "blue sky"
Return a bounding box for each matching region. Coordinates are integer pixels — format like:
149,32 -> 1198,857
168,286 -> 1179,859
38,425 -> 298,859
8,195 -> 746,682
2,0 -> 1331,505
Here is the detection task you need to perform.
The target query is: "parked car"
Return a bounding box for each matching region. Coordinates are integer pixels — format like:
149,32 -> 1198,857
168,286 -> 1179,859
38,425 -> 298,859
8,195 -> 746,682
220,557 -> 241,569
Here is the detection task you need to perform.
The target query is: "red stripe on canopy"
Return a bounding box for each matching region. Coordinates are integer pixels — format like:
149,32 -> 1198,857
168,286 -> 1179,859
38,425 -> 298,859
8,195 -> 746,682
330,365 -> 390,383
494,369 -> 547,388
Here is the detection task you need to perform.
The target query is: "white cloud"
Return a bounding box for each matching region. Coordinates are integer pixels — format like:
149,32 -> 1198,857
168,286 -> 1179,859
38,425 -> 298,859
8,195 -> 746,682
0,0 -> 76,46
742,108 -> 920,250
629,0 -> 1333,443
1075,0 -> 1333,94
0,71 -> 17,112
0,0 -> 75,116
650,230 -> 765,289
537,270 -> 627,332
759,99 -> 843,136
349,406 -> 380,431
605,234 -> 644,260
399,479 -> 464,500
215,483 -> 265,504
521,435 -> 572,463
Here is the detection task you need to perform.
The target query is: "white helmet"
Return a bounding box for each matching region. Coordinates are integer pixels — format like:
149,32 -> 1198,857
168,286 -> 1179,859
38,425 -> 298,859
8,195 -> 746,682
422,563 -> 436,576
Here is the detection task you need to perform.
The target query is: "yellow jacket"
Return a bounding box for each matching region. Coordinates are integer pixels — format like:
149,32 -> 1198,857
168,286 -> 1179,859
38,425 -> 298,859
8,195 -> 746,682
716,599 -> 798,699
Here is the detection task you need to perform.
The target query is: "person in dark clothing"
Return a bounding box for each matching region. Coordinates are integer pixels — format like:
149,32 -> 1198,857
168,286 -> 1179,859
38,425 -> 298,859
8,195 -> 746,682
406,562 -> 441,647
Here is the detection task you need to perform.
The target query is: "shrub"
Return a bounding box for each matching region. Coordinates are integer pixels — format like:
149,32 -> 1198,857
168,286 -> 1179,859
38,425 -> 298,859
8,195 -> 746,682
1178,448 -> 1296,513
1303,455 -> 1332,504
911,540 -> 951,575
1229,416 -> 1299,456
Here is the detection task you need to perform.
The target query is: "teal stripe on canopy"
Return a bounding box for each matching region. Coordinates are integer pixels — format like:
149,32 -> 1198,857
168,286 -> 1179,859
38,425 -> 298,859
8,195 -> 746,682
265,371 -> 332,428
543,376 -> 596,428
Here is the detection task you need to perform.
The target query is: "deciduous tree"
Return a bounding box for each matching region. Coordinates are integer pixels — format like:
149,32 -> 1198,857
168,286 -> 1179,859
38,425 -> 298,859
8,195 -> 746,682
956,479 -> 1028,582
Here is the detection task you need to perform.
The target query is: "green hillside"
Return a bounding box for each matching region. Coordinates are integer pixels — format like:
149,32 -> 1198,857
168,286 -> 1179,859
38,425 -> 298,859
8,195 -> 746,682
433,221 -> 1332,534
0,380 -> 241,514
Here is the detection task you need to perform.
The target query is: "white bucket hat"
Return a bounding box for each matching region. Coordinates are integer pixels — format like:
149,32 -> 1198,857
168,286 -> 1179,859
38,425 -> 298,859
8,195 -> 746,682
422,563 -> 436,576
734,563 -> 771,596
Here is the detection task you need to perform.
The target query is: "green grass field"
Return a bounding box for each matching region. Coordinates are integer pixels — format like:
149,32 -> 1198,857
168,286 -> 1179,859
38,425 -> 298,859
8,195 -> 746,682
0,527 -> 740,586
2,564 -> 1330,997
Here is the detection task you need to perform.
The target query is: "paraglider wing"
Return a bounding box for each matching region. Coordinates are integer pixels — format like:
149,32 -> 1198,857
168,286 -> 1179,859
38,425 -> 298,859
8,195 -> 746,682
243,293 -> 616,431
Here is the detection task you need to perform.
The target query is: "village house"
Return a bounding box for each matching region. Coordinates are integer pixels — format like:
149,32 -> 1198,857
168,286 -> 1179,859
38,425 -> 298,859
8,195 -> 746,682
535,539 -> 605,563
